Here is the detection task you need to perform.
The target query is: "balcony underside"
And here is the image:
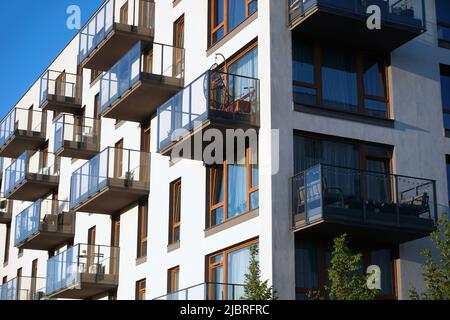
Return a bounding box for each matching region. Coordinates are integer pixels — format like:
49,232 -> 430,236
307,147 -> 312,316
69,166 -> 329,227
0,130 -> 45,158
6,175 -> 59,201
40,96 -> 82,115
79,23 -> 154,71
291,8 -> 423,52
0,212 -> 11,224
48,274 -> 118,299
293,209 -> 435,245
159,111 -> 260,160
71,180 -> 149,214
16,229 -> 74,251
101,75 -> 184,123
55,140 -> 99,160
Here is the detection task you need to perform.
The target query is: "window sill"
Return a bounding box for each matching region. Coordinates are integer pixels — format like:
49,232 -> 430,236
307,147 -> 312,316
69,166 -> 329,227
206,12 -> 258,57
115,120 -> 126,130
3,261 -> 8,268
135,256 -> 147,266
167,241 -> 180,253
173,0 -> 182,7
204,208 -> 259,238
17,251 -> 23,259
294,103 -> 395,128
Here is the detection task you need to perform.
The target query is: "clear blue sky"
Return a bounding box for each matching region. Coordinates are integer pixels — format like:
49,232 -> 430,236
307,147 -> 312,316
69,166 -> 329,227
0,0 -> 104,115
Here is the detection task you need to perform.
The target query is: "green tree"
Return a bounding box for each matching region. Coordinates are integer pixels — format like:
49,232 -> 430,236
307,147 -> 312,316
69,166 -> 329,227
242,246 -> 277,300
409,216 -> 450,300
320,234 -> 379,300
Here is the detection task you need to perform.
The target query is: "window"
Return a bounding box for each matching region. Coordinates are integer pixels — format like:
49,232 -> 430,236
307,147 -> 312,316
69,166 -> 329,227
112,216 -> 120,248
441,65 -> 450,135
295,239 -> 397,299
168,266 -> 180,293
292,41 -> 389,118
209,0 -> 258,46
2,276 -> 6,284
30,259 -> 38,299
208,146 -> 258,227
4,224 -> 10,264
436,0 -> 450,49
169,179 -> 181,244
137,201 -> 148,258
120,2 -> 129,24
207,239 -> 257,299
136,279 -> 146,300
90,69 -> 102,83
173,15 -> 185,78
226,43 -> 258,77
446,156 -> 450,206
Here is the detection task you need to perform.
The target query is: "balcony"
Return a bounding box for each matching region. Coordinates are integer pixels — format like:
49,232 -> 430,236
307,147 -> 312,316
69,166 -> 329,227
154,282 -> 245,300
70,147 -> 150,214
14,199 -> 75,251
288,0 -> 426,52
0,276 -> 47,300
0,108 -> 46,158
54,114 -> 100,160
100,41 -> 184,123
46,244 -> 119,299
0,194 -> 12,224
4,151 -> 59,201
39,70 -> 83,114
78,0 -> 155,71
291,164 -> 437,244
157,70 -> 260,159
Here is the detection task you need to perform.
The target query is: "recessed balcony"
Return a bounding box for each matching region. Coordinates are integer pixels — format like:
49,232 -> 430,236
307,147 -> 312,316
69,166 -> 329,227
291,164 -> 437,244
157,70 -> 260,160
39,70 -> 83,114
70,147 -> 150,214
0,276 -> 47,300
4,151 -> 59,201
54,114 -> 100,160
78,0 -> 155,71
288,0 -> 426,52
154,282 -> 245,300
99,41 -> 185,123
0,194 -> 12,224
0,108 -> 46,158
46,244 -> 119,299
14,199 -> 75,251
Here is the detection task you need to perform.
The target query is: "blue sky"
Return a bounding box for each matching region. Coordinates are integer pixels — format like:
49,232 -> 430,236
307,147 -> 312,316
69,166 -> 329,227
0,0 -> 104,115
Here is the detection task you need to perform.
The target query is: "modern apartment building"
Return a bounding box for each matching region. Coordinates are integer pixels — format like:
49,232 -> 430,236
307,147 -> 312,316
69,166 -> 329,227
0,0 -> 448,301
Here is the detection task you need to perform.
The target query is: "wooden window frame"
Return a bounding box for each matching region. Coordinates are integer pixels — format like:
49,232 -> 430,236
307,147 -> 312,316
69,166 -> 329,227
208,0 -> 257,47
135,278 -> 146,300
207,238 -> 258,299
169,179 -> 182,245
3,224 -> 10,264
292,41 -> 390,119
137,201 -> 148,258
168,266 -> 180,294
208,145 -> 258,228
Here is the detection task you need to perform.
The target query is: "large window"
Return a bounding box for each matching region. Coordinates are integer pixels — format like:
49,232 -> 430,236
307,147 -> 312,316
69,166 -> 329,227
137,201 -> 148,258
207,239 -> 257,299
209,0 -> 258,46
295,240 -> 397,299
169,179 -> 182,244
436,0 -> 450,49
168,266 -> 180,294
292,41 -> 389,118
208,146 -> 258,227
441,65 -> 450,135
136,279 -> 146,300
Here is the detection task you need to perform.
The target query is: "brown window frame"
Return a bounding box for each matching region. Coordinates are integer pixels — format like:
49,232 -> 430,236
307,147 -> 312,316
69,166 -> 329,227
4,224 -> 10,264
169,179 -> 182,245
168,266 -> 180,294
135,278 -> 146,300
173,15 -> 185,78
292,41 -> 390,119
137,200 -> 148,258
208,0 -> 257,47
207,145 -> 258,228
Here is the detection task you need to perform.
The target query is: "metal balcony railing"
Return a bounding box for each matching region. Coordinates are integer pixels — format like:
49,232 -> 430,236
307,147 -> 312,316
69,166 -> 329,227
0,108 -> 45,149
157,70 -> 260,151
39,70 -> 82,107
154,282 -> 246,300
54,114 -> 100,153
0,276 -> 47,300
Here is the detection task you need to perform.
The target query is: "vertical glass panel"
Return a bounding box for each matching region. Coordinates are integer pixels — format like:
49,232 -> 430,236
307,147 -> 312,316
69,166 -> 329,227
363,58 -> 385,98
295,240 -> 319,289
227,163 -> 247,218
370,249 -> 393,295
227,245 -> 252,299
440,68 -> 450,109
292,41 -> 315,84
228,0 -> 246,31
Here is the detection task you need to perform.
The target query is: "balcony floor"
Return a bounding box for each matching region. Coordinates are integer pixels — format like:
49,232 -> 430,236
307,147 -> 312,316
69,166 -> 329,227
101,74 -> 184,123
55,140 -> 99,160
291,8 -> 423,52
0,212 -> 11,224
0,130 -> 46,158
40,96 -> 82,115
16,229 -> 74,251
6,174 -> 59,201
79,23 -> 154,71
48,274 -> 118,299
71,179 -> 149,214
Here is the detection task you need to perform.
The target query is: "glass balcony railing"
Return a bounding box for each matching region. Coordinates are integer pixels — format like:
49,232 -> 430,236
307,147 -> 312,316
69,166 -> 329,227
288,0 -> 426,31
54,114 -> 100,154
4,151 -> 59,197
70,147 -> 150,210
14,199 -> 71,247
45,244 -> 120,297
0,276 -> 47,300
154,282 -> 245,300
0,108 -> 45,149
99,41 -> 185,114
39,70 -> 82,108
78,0 -> 155,65
291,164 -> 437,230
157,70 -> 260,151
